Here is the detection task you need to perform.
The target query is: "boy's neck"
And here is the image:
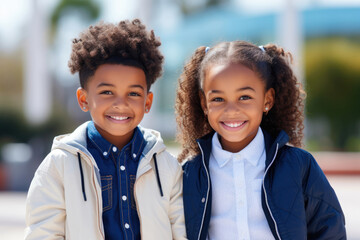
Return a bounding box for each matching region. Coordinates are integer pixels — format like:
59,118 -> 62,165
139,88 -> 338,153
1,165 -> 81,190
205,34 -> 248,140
110,132 -> 134,151
94,124 -> 135,151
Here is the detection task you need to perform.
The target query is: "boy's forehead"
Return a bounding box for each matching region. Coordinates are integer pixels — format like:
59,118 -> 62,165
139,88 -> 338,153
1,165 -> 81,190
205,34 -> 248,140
90,64 -> 147,87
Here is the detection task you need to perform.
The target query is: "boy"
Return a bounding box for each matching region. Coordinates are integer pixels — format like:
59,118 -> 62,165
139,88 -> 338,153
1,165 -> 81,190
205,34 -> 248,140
25,19 -> 186,240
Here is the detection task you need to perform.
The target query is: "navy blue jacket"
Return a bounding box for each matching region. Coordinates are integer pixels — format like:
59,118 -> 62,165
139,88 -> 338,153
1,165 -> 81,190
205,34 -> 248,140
183,130 -> 346,240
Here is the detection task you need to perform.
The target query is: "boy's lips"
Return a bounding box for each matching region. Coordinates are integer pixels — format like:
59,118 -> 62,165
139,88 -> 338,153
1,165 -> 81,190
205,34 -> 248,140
108,115 -> 130,121
106,114 -> 132,122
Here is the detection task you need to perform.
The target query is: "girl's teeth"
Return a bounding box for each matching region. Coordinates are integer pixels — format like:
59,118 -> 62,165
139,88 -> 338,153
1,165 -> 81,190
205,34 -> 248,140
224,122 -> 244,128
110,116 -> 129,120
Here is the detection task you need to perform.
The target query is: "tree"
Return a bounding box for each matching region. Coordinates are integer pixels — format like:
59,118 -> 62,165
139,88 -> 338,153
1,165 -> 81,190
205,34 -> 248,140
176,0 -> 230,15
51,0 -> 100,36
305,37 -> 360,150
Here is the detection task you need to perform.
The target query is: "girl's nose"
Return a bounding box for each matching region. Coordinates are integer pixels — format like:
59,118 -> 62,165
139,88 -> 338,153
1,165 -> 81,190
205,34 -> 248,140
224,102 -> 240,114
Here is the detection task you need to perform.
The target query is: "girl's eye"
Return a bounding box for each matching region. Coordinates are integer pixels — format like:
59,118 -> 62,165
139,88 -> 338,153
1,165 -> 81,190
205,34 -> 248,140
129,92 -> 141,97
100,91 -> 112,95
240,95 -> 252,100
211,97 -> 224,102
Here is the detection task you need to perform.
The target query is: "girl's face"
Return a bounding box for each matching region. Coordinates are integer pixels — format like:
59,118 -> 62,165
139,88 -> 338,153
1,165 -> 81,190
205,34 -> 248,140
201,63 -> 274,153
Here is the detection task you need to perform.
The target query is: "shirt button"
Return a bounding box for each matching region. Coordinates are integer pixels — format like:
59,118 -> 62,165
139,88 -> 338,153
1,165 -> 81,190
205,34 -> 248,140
112,146 -> 117,152
120,165 -> 125,171
201,197 -> 206,203
122,195 -> 127,201
132,153 -> 137,159
103,152 -> 108,156
124,223 -> 130,229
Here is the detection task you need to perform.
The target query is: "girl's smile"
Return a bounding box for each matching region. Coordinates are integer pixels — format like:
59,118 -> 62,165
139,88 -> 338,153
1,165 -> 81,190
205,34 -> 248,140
201,63 -> 274,153
221,120 -> 247,131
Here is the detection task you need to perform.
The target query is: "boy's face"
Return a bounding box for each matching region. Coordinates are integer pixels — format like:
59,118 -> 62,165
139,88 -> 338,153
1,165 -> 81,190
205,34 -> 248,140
77,64 -> 153,147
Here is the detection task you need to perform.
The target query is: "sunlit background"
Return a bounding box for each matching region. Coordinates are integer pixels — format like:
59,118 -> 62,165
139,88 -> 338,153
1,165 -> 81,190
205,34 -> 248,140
0,0 -> 359,238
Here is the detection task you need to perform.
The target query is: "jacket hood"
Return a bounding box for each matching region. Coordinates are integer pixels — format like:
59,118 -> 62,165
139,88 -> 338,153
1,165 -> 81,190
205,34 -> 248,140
51,121 -> 167,167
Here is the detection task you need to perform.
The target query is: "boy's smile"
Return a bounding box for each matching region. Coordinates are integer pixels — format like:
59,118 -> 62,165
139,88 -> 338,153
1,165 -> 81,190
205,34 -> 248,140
201,63 -> 274,153
77,64 -> 153,149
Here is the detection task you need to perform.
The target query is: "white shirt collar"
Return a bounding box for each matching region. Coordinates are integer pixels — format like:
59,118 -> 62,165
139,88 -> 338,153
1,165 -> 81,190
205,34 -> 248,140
211,127 -> 265,168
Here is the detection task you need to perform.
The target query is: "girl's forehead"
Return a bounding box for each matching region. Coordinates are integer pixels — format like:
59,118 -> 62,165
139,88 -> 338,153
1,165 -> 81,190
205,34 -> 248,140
202,62 -> 265,90
205,63 -> 257,81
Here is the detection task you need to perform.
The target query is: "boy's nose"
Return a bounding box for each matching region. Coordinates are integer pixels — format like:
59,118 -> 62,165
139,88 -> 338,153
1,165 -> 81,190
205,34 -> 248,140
112,96 -> 128,109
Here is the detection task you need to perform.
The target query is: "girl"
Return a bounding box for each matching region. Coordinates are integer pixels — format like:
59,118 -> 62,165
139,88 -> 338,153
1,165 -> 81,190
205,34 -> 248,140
175,41 -> 346,240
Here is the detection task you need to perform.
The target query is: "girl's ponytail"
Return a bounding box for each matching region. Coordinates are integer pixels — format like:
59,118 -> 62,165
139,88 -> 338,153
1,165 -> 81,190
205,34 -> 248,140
261,44 -> 305,147
175,46 -> 213,162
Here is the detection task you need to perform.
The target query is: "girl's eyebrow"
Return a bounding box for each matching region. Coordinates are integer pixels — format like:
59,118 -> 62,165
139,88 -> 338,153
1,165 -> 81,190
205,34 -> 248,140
209,86 -> 255,93
237,86 -> 256,92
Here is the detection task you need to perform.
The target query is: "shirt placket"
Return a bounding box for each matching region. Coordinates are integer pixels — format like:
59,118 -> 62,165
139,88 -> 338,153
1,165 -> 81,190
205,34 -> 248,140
233,155 -> 250,240
116,146 -> 133,240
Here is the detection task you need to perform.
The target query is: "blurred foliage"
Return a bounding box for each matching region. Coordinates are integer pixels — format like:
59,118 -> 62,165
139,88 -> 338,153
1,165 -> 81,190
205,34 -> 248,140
0,108 -> 77,162
51,0 -> 100,36
305,37 -> 360,151
0,52 -> 23,111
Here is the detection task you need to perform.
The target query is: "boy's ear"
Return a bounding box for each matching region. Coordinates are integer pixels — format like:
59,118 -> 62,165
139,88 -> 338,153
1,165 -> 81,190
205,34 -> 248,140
199,90 -> 208,115
145,91 -> 153,114
76,87 -> 89,112
264,88 -> 275,112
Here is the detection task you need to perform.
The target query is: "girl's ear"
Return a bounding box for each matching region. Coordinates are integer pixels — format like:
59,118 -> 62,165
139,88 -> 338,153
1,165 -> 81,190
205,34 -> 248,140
199,90 -> 208,115
145,91 -> 154,114
76,87 -> 89,112
264,88 -> 275,113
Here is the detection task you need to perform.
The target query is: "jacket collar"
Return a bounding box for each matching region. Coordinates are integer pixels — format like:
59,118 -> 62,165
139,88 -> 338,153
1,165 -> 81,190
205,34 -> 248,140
263,130 -> 289,168
51,121 -> 167,171
196,131 -> 215,168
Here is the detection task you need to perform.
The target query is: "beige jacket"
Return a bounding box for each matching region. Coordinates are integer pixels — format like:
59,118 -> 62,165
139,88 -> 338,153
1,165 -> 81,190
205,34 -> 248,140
25,122 -> 186,240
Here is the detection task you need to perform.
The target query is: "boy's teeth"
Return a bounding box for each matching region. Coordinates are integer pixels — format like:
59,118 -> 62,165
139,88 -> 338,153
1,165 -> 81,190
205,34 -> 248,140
110,116 -> 129,120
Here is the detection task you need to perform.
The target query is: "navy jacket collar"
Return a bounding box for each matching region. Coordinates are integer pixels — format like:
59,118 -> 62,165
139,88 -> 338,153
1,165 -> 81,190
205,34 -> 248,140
196,131 -> 215,168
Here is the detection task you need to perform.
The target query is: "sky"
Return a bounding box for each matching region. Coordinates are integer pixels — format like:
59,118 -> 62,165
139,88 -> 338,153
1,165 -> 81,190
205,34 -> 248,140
1,0 -> 360,52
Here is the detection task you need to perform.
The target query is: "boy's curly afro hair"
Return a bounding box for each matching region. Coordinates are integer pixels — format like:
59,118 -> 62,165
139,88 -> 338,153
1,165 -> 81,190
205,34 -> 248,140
68,19 -> 164,90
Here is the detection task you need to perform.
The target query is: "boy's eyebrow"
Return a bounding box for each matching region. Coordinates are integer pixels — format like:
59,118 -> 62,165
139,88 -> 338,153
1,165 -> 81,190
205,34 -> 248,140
97,82 -> 115,88
129,84 -> 145,90
96,83 -> 145,90
209,86 -> 255,93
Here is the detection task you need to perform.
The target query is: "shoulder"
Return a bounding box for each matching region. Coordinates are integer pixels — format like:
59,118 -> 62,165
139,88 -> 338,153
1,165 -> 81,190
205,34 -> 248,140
36,148 -> 78,178
155,149 -> 182,175
277,145 -> 315,170
182,154 -> 203,179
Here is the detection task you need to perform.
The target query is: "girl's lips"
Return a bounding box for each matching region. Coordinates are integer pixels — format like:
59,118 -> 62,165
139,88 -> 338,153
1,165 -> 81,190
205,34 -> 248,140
221,120 -> 247,131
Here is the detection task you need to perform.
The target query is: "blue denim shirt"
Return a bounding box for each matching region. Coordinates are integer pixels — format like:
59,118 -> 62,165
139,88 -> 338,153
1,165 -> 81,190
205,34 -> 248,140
87,121 -> 146,240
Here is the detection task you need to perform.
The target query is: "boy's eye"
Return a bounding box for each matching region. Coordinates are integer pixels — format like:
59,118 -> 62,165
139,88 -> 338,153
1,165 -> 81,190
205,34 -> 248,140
100,90 -> 112,95
240,95 -> 252,100
129,92 -> 141,97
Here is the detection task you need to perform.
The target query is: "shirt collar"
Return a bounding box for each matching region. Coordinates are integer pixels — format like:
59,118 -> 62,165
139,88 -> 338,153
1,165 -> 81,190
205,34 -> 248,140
211,127 -> 265,168
87,121 -> 146,162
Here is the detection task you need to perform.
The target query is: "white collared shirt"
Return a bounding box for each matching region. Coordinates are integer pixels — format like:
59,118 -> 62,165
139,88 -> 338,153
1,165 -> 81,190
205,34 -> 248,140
207,128 -> 274,240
